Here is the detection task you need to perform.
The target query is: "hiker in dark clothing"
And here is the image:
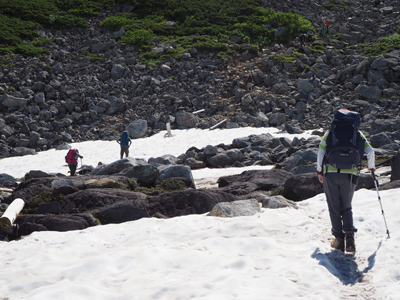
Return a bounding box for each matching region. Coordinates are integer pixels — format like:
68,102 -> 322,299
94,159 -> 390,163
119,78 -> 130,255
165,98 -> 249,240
307,30 -> 314,42
299,33 -> 306,47
117,131 -> 132,159
316,109 -> 375,253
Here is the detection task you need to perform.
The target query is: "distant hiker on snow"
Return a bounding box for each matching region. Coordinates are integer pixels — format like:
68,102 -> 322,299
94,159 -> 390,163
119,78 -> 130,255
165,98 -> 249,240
117,131 -> 132,159
316,109 -> 375,254
65,148 -> 83,176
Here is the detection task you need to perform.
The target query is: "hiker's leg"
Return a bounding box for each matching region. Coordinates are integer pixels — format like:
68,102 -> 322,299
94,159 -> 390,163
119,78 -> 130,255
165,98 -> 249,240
339,174 -> 357,233
120,147 -> 124,159
125,147 -> 129,158
70,164 -> 77,176
323,173 -> 344,238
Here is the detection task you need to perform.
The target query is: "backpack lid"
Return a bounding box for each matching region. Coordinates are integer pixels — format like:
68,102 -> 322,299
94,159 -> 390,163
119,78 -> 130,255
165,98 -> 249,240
333,109 -> 361,129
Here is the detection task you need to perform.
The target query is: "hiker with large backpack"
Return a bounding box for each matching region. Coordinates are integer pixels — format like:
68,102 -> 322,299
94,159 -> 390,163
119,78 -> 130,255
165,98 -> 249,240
117,131 -> 132,159
316,109 -> 376,253
65,148 -> 83,176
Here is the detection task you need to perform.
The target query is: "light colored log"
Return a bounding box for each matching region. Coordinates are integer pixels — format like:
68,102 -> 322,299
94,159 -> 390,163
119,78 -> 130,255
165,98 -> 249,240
209,119 -> 227,130
0,198 -> 25,227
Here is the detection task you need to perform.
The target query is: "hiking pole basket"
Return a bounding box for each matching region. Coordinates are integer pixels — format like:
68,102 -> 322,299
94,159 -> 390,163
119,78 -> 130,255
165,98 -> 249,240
371,170 -> 390,237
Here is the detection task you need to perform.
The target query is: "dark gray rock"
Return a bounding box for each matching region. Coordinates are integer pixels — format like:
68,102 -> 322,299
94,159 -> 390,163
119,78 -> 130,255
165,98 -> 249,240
147,189 -> 239,217
261,195 -> 298,209
35,201 -> 60,215
122,164 -> 160,187
156,165 -> 195,188
390,151 -> 400,182
0,173 -> 18,187
282,173 -> 323,201
95,201 -> 149,225
93,157 -> 147,175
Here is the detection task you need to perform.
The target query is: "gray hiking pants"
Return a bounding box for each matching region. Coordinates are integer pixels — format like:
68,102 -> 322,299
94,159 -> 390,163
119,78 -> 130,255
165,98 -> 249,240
120,145 -> 129,159
323,172 -> 358,238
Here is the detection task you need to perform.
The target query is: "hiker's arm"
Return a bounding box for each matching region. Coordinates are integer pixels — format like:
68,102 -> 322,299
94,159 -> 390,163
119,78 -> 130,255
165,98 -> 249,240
365,145 -> 375,170
316,131 -> 328,172
361,132 -> 375,170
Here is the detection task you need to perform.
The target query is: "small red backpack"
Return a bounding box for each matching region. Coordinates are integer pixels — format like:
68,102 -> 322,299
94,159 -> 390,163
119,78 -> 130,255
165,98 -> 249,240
65,149 -> 77,164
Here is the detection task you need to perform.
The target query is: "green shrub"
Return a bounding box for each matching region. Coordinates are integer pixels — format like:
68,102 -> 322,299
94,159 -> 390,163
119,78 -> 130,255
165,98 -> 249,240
23,190 -> 64,214
121,29 -> 155,46
0,0 -> 113,55
32,36 -> 52,47
270,186 -> 284,196
360,33 -> 400,56
159,179 -> 188,191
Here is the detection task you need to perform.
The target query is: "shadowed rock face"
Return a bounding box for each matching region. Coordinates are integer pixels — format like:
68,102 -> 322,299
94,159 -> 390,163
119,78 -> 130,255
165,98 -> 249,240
147,189 -> 240,218
282,173 -> 324,201
217,169 -> 293,195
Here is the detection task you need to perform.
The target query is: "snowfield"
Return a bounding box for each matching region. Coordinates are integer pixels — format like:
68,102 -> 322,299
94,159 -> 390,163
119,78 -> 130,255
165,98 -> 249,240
0,127 -> 398,300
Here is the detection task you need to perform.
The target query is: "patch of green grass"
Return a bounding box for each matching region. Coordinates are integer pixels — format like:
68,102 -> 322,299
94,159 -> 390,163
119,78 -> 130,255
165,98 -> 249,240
101,0 -> 313,64
81,51 -> 105,61
0,57 -> 13,68
270,186 -> 284,196
359,34 -> 400,56
127,178 -> 188,194
22,190 -> 64,214
272,51 -> 301,63
0,87 -> 17,95
0,0 -> 113,55
311,40 -> 327,53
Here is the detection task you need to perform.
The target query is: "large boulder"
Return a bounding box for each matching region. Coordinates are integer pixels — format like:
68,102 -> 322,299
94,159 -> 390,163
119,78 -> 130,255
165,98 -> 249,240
60,188 -> 147,214
261,195 -> 298,209
208,199 -> 260,217
282,173 -> 324,201
92,157 -> 147,175
147,189 -> 239,217
122,164 -> 160,187
380,180 -> 400,190
370,119 -> 400,134
16,213 -> 96,236
94,201 -> 149,225
356,173 -> 375,190
176,111 -> 198,128
390,151 -> 400,182
127,119 -> 148,139
218,169 -> 292,196
156,165 -> 195,188
0,173 -> 18,188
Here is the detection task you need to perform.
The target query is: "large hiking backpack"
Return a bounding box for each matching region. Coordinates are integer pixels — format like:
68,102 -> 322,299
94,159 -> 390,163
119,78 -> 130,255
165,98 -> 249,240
324,109 -> 365,170
120,131 -> 129,146
65,149 -> 77,164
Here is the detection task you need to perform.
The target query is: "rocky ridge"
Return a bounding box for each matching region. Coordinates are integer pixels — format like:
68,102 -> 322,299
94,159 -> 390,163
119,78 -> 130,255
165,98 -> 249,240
0,0 -> 399,159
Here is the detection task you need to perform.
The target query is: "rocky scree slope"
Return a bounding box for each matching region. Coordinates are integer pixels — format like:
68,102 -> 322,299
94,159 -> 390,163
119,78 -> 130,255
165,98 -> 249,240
0,0 -> 399,159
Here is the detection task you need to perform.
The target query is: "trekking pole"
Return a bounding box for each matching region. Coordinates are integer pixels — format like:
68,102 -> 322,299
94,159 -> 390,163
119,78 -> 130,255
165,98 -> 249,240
371,170 -> 390,237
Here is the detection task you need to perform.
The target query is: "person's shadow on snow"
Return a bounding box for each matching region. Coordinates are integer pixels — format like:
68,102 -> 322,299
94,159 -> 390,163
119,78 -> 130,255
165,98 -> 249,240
311,241 -> 382,285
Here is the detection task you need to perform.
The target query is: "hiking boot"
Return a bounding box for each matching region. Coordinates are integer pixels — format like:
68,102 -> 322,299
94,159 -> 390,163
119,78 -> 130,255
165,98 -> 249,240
345,233 -> 356,253
331,237 -> 344,252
